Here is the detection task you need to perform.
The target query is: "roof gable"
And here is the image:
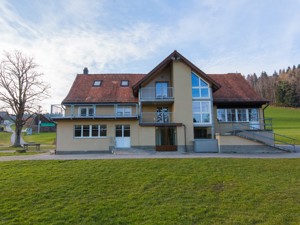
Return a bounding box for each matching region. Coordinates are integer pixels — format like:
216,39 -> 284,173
132,50 -> 221,96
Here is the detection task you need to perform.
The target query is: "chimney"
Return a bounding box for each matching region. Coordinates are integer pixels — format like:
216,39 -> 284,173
83,67 -> 89,74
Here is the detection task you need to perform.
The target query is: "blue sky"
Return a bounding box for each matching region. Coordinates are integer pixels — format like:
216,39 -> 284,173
1,0 -> 300,111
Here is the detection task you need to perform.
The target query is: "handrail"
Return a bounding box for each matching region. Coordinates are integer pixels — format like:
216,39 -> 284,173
140,87 -> 174,99
232,122 -> 296,152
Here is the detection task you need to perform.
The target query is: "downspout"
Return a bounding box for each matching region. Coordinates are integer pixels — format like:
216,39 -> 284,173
183,124 -> 187,153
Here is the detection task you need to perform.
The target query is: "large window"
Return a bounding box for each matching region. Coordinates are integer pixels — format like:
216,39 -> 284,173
217,108 -> 259,122
74,125 -> 107,138
192,72 -> 209,98
193,101 -> 211,124
79,107 -> 94,117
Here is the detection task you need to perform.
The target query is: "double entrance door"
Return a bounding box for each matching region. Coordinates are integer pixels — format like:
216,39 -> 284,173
155,126 -> 177,151
115,125 -> 130,148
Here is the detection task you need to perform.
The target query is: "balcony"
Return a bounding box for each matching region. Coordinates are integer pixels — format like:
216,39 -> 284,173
50,104 -> 139,120
140,112 -> 176,124
140,87 -> 174,103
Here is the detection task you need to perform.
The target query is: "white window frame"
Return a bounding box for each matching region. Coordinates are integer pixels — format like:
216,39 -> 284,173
74,125 -> 107,138
78,106 -> 95,117
217,108 -> 259,122
191,72 -> 210,99
192,101 -> 211,124
116,106 -> 132,117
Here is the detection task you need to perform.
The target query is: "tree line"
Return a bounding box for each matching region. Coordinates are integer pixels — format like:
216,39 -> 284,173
246,65 -> 300,107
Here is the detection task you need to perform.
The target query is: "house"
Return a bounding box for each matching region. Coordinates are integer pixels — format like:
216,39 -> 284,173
24,113 -> 56,133
51,50 -> 269,154
0,111 -> 12,124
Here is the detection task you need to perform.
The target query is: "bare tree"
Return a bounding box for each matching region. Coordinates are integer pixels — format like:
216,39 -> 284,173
0,51 -> 50,147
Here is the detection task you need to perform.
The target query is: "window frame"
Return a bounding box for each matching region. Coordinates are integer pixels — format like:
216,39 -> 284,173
192,101 -> 211,124
93,80 -> 102,87
74,124 -> 107,138
116,106 -> 132,117
121,80 -> 129,87
78,106 -> 95,117
217,108 -> 259,123
191,72 -> 210,99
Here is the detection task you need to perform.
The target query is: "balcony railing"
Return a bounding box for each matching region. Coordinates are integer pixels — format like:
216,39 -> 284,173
50,104 -> 139,119
140,112 -> 175,124
140,87 -> 174,101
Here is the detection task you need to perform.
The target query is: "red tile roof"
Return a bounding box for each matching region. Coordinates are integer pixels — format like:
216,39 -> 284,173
208,73 -> 269,105
62,74 -> 146,104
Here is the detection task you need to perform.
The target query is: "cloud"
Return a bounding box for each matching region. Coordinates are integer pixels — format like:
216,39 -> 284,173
0,0 -> 172,112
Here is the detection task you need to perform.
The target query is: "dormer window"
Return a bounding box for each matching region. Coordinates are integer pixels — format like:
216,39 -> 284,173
121,80 -> 129,87
93,80 -> 102,87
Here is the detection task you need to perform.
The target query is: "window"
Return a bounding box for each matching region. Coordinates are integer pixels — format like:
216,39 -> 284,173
156,107 -> 169,123
194,127 -> 211,139
237,109 -> 247,122
93,80 -> 102,87
217,108 -> 259,122
116,106 -> 132,117
191,72 -> 209,98
193,101 -> 211,124
227,109 -> 236,122
217,109 -> 226,122
74,125 -> 107,138
156,82 -> 168,98
121,80 -> 129,86
249,109 -> 258,121
116,125 -> 130,137
79,107 -> 94,117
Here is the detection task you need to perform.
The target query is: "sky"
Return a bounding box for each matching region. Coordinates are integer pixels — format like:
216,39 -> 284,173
1,0 -> 300,112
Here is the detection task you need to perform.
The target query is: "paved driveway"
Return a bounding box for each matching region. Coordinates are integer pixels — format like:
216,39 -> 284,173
0,150 -> 300,161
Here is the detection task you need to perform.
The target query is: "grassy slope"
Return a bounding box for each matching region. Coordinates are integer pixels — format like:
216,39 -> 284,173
0,159 -> 299,225
265,106 -> 300,143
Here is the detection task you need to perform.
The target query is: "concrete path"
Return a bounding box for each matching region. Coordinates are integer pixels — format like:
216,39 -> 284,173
5,123 -> 26,145
0,150 -> 300,161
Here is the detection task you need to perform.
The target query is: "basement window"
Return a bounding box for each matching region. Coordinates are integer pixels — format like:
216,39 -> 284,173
121,80 -> 129,87
93,80 -> 102,87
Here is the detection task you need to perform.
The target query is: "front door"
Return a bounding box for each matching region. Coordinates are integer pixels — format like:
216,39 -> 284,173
155,126 -> 177,151
115,125 -> 131,148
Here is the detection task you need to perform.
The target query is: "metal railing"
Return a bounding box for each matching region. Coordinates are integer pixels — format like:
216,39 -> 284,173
50,104 -> 139,119
231,122 -> 296,152
140,112 -> 175,123
140,87 -> 174,100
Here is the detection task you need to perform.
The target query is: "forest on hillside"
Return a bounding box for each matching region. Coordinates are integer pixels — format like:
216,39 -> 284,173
246,64 -> 300,107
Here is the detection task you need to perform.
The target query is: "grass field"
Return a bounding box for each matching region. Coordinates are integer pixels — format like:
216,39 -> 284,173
0,131 -> 11,146
265,106 -> 300,144
23,132 -> 56,145
0,159 -> 299,225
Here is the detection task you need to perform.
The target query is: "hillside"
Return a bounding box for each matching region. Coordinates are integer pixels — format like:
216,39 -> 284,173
264,106 -> 300,143
246,65 -> 300,107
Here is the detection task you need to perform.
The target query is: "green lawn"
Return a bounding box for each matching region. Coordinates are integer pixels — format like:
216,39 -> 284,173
0,131 -> 11,146
265,106 -> 300,144
22,132 -> 56,145
0,159 -> 299,225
